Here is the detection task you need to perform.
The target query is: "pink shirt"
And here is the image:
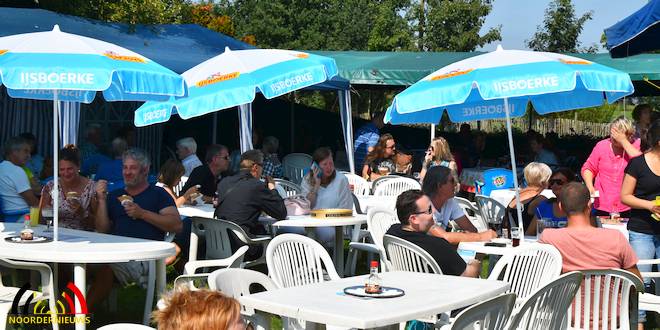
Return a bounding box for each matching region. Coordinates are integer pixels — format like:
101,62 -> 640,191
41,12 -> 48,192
539,227 -> 638,273
581,138 -> 641,213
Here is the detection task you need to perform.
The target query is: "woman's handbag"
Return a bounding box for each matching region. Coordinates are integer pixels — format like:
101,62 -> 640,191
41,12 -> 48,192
284,195 -> 311,215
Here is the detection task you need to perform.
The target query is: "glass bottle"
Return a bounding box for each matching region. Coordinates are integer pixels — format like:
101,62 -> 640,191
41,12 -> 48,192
365,261 -> 382,294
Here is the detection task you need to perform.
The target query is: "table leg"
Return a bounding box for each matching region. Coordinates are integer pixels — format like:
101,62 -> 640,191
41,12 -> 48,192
156,259 -> 166,298
74,263 -> 86,330
335,227 -> 344,277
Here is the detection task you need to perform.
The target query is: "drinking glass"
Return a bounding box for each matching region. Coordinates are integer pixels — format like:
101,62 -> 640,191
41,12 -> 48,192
536,218 -> 550,238
511,227 -> 520,247
42,207 -> 54,232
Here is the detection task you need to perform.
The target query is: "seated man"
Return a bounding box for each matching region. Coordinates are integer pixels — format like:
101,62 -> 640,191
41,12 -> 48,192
176,137 -> 203,177
539,182 -> 642,328
181,144 -> 229,200
215,150 -> 286,257
386,190 -> 481,277
422,166 -> 496,245
0,136 -> 39,218
88,148 -> 182,308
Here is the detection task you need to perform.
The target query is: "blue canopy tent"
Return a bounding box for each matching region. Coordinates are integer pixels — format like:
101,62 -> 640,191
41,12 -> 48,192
0,8 -> 356,172
605,0 -> 660,58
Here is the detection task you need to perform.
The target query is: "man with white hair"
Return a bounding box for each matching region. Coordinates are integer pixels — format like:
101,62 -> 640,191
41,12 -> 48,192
176,137 -> 202,177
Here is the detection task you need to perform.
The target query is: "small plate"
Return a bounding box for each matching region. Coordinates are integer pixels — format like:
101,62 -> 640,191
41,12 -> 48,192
343,286 -> 405,298
5,236 -> 52,244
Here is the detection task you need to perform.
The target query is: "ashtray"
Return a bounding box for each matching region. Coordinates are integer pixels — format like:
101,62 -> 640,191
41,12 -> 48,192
5,236 -> 52,243
343,286 -> 405,298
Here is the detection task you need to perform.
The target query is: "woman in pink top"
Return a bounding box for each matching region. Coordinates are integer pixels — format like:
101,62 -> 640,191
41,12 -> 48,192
581,116 -> 641,217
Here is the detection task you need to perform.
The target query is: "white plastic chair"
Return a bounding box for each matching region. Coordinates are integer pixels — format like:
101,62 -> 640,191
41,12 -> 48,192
97,324 -> 155,330
488,243 -> 562,304
373,176 -> 421,197
438,293 -> 517,330
637,258 -> 660,315
474,195 -> 506,229
266,234 -> 340,289
454,196 -> 487,232
566,269 -> 644,330
341,172 -> 371,196
209,268 -> 276,330
383,234 -> 443,274
0,259 -> 57,330
173,175 -> 188,196
346,207 -> 399,273
273,178 -> 302,198
185,217 -> 250,277
508,271 -> 583,330
282,153 -> 312,185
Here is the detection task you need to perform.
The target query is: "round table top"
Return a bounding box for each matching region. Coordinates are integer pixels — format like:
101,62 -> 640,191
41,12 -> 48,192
270,214 -> 367,228
0,223 -> 176,264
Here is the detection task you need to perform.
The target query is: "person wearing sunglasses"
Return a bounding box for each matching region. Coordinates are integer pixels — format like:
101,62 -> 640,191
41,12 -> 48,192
181,144 -> 230,201
529,168 -> 576,234
386,189 -> 481,277
362,133 -> 396,181
419,137 -> 459,186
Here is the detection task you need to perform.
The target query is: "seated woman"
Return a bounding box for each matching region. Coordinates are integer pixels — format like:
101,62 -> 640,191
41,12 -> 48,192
40,145 -> 103,230
420,137 -> 459,186
506,162 -> 552,236
154,288 -> 249,330
157,158 -> 199,207
362,133 -> 396,181
282,147 -> 353,245
529,168 -> 576,233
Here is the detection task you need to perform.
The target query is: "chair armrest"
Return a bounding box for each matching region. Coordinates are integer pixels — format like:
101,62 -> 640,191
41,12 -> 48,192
637,258 -> 660,265
0,259 -> 53,290
183,246 -> 248,275
348,242 -> 381,255
173,274 -> 211,289
247,236 -> 272,244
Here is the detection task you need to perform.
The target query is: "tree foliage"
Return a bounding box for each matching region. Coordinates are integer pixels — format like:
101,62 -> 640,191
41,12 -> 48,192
526,0 -> 594,53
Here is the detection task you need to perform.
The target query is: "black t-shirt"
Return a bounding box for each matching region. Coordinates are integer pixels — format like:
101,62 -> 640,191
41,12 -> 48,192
369,158 -> 395,174
182,165 -> 218,197
386,224 -> 466,276
625,155 -> 660,235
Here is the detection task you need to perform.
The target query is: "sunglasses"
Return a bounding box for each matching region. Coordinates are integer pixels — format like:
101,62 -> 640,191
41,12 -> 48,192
413,205 -> 433,215
549,179 -> 565,186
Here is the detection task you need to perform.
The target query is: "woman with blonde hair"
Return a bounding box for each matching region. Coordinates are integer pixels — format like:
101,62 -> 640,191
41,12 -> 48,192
507,162 -> 552,235
362,133 -> 396,181
420,137 -> 458,184
582,116 -> 641,218
154,289 -> 249,330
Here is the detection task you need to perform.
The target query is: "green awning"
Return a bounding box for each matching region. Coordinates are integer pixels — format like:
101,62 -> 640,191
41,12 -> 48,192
311,51 -> 660,91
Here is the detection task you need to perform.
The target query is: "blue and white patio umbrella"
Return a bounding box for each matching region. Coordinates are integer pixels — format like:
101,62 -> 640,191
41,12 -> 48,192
134,47 -> 338,151
0,25 -> 187,241
385,45 -> 634,236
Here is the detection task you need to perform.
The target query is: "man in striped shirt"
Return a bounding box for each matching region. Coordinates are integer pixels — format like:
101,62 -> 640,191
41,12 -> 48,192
353,111 -> 384,170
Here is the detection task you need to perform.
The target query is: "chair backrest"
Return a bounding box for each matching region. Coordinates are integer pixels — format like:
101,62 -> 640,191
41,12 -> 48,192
370,175 -> 397,193
190,217 -> 244,262
454,196 -> 487,232
208,268 -> 277,316
450,293 -> 517,330
373,177 -> 421,197
508,271 -> 583,330
266,234 -> 340,288
342,172 -> 371,196
475,168 -> 514,196
367,207 -> 399,256
474,195 -> 507,225
273,178 -> 302,198
488,243 -> 563,302
282,153 -> 312,184
173,176 -> 188,196
567,269 -> 644,330
383,234 -> 443,274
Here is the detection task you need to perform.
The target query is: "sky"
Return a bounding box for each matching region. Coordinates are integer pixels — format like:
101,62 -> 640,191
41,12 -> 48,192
478,0 -> 648,52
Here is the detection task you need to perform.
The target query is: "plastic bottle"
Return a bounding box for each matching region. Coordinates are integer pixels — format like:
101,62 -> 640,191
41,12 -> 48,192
365,261 -> 382,294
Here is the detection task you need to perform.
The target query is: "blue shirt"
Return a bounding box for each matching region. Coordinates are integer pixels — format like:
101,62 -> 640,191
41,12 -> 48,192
353,123 -> 380,168
535,200 -> 568,227
96,159 -> 124,183
107,185 -> 177,241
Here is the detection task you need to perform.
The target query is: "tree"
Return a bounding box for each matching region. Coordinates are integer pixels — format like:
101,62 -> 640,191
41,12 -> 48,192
415,0 -> 501,51
526,0 -> 594,53
40,0 -> 193,26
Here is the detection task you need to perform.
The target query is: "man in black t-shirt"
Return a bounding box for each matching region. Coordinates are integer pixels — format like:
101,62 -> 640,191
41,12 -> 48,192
386,189 -> 481,277
181,144 -> 230,199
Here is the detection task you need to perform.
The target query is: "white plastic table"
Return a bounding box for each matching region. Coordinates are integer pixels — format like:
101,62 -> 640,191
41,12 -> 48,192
0,223 -> 175,330
239,271 -> 510,329
178,203 -> 215,218
271,214 -> 367,277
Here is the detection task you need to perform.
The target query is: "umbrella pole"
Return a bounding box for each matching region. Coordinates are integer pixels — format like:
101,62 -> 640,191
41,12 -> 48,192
504,97 -> 524,242
53,90 -> 59,242
430,124 -> 436,142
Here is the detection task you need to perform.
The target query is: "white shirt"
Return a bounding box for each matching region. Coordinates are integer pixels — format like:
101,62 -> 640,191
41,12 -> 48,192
0,160 -> 31,212
301,172 -> 353,210
181,154 -> 202,177
432,198 -> 466,229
